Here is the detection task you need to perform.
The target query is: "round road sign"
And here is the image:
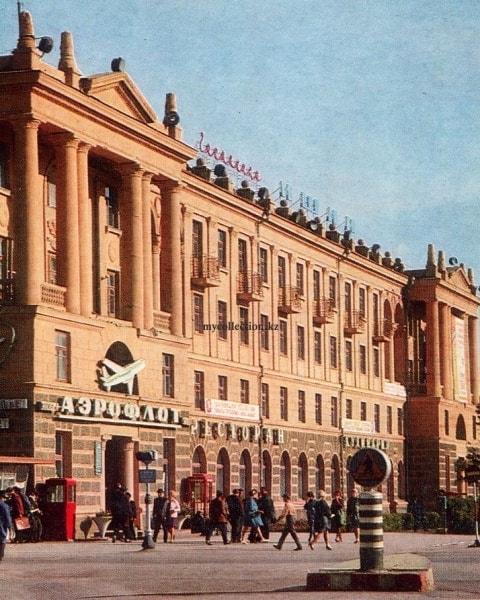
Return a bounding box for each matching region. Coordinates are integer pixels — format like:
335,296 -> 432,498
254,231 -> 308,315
349,448 -> 391,489
465,464 -> 480,484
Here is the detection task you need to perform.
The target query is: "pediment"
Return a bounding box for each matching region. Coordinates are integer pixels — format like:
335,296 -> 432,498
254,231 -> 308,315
80,71 -> 157,124
447,266 -> 474,292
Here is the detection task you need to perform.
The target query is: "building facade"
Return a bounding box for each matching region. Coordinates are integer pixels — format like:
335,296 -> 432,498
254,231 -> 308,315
0,12 -> 479,529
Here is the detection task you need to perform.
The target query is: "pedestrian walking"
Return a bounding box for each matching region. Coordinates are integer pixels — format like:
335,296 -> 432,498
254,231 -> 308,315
407,496 -> 428,532
346,488 -> 360,543
258,487 -> 276,540
273,494 -> 302,551
0,490 -> 13,562
240,489 -> 268,544
28,490 -> 43,542
110,483 -> 130,543
226,488 -> 244,543
205,491 -> 230,545
309,490 -> 332,551
304,491 -> 316,543
152,488 -> 167,543
125,492 -> 137,540
7,486 -> 31,543
330,490 -> 345,542
163,490 -> 181,542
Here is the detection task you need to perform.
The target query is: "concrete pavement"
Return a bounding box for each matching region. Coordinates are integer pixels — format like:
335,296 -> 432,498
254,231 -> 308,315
1,529 -> 480,599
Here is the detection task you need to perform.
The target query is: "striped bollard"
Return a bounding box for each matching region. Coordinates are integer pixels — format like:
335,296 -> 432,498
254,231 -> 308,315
359,490 -> 384,571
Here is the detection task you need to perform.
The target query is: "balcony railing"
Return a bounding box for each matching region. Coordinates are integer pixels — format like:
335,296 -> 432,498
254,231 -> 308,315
373,318 -> 394,342
312,298 -> 335,325
237,271 -> 263,302
278,286 -> 302,314
344,310 -> 366,335
41,283 -> 66,308
191,255 -> 220,288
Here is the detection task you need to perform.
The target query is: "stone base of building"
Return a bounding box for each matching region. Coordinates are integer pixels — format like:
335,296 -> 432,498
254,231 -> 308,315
306,554 -> 434,592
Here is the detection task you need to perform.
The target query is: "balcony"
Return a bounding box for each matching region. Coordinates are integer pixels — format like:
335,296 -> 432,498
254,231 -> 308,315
373,318 -> 394,342
278,286 -> 302,315
237,271 -> 263,303
191,255 -> 220,289
41,283 -> 66,308
344,309 -> 366,336
312,298 -> 335,325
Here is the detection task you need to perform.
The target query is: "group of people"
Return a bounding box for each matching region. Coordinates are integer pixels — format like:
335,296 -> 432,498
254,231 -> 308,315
109,482 -> 138,543
0,486 -> 44,556
305,489 -> 360,551
151,489 -> 181,543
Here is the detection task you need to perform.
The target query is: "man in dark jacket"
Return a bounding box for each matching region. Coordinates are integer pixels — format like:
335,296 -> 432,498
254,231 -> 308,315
225,488 -> 244,543
258,487 -> 276,540
152,489 -> 167,543
205,491 -> 229,545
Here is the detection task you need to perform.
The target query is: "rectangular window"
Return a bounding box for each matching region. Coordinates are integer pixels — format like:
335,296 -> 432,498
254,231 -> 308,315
279,319 -> 288,355
297,325 -> 305,360
397,407 -> 404,435
345,281 -> 352,312
218,375 -> 228,400
345,398 -> 353,420
217,301 -> 228,340
218,229 -> 227,268
315,394 -> 322,425
360,401 -> 367,421
330,336 -> 337,368
0,142 -> 10,189
0,237 -> 14,303
373,292 -> 379,326
296,263 -> 304,295
240,379 -> 250,404
55,330 -> 70,382
314,331 -> 322,364
278,255 -> 286,288
387,406 -> 393,434
105,186 -> 120,229
280,387 -> 288,421
313,270 -> 320,301
238,238 -> 248,272
107,270 -> 119,318
359,345 -> 367,374
329,276 -> 337,308
47,168 -> 56,207
258,247 -> 268,283
330,396 -> 338,427
48,253 -> 57,285
260,314 -> 270,350
445,409 -> 449,436
162,354 -> 174,397
298,390 -> 306,423
359,287 -> 366,319
261,383 -> 270,419
373,347 -> 380,377
374,404 -> 380,432
193,293 -> 204,333
239,307 -> 249,344
345,340 -> 353,371
194,371 -> 205,410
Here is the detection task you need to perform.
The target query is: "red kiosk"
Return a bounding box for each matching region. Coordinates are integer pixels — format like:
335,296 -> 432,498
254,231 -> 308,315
42,477 -> 77,541
185,474 -> 213,516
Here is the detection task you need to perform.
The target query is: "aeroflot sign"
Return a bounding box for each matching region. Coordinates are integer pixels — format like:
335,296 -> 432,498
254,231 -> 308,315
56,396 -> 182,427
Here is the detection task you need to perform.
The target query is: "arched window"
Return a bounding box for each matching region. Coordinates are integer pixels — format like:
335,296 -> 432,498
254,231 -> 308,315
103,342 -> 138,394
316,454 -> 325,493
216,448 -> 230,494
298,453 -> 308,499
262,450 -> 272,492
192,446 -> 207,474
456,415 -> 467,440
280,451 -> 291,497
240,450 -> 252,493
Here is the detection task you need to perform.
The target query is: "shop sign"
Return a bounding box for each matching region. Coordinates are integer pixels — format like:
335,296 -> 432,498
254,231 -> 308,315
190,418 -> 284,444
343,436 -> 389,450
205,398 -> 259,422
342,418 -> 374,434
56,396 -> 182,427
0,398 -> 28,409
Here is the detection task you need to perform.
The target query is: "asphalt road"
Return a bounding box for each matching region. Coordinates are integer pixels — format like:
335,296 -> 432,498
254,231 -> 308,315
1,530 -> 480,599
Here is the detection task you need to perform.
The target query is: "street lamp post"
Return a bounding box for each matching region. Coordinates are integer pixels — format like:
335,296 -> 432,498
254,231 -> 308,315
136,450 -> 157,550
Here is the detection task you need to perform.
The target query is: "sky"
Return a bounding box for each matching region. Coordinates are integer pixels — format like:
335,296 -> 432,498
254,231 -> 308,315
2,0 -> 480,279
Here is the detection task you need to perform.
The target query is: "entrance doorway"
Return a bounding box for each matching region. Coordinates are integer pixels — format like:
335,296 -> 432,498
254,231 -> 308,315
104,436 -> 136,510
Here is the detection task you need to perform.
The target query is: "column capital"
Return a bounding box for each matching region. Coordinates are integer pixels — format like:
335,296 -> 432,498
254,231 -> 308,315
117,161 -> 144,177
11,115 -> 41,132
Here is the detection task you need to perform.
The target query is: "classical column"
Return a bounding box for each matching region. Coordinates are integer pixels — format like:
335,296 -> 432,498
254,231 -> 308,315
468,316 -> 479,403
142,173 -> 154,331
13,118 -> 43,305
123,441 -> 135,497
161,183 -> 184,337
121,165 -> 144,330
183,206 -> 193,339
426,299 -> 442,397
439,303 -> 453,400
77,143 -> 93,316
54,134 -> 81,313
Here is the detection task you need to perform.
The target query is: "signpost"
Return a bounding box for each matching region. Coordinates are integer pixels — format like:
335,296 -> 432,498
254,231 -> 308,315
136,451 -> 157,550
465,464 -> 480,548
349,448 -> 391,571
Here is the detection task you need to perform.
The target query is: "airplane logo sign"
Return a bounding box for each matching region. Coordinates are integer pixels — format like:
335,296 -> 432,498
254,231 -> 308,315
99,358 -> 146,395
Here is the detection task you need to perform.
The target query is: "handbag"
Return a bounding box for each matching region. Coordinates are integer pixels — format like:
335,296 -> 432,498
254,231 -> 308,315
15,515 -> 31,530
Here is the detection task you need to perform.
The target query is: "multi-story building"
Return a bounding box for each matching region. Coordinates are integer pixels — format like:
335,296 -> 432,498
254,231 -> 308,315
0,11 -> 478,529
